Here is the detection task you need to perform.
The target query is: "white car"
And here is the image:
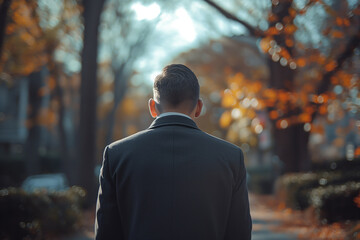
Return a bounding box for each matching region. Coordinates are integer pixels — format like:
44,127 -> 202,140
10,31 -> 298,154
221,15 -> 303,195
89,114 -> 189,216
22,173 -> 69,192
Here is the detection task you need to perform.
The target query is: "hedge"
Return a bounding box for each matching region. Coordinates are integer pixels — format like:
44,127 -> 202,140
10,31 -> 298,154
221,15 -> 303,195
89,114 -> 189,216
275,169 -> 360,210
309,181 -> 360,223
0,186 -> 86,239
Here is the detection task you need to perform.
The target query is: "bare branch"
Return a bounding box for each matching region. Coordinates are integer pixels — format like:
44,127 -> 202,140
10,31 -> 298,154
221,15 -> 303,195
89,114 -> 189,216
203,0 -> 264,37
317,26 -> 360,95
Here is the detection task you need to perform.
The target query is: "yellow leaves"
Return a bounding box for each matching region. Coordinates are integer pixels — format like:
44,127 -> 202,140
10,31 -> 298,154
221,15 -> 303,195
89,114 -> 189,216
325,60 -> 337,72
251,81 -> 263,93
278,90 -> 290,102
8,3 -> 34,32
304,106 -> 316,115
259,37 -> 272,53
263,89 -> 277,100
336,17 -> 350,27
331,76 -> 338,85
334,71 -> 354,89
284,24 -> 297,35
219,111 -> 232,128
341,76 -> 352,88
285,38 -> 294,47
311,94 -> 328,104
1,0 -> 51,77
311,124 -> 324,134
296,58 -> 307,68
268,13 -> 278,22
288,8 -> 296,18
6,23 -> 16,35
319,105 -> 327,115
269,110 -> 278,120
228,73 -> 245,85
279,48 -> 291,60
335,17 -> 343,26
226,128 -> 239,143
222,89 -> 236,108
20,31 -> 35,45
298,113 -> 312,123
331,30 -> 344,38
266,27 -> 279,36
247,109 -> 256,119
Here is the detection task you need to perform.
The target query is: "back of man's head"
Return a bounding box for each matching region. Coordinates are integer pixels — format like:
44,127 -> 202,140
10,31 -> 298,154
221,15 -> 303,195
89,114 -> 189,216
153,64 -> 199,113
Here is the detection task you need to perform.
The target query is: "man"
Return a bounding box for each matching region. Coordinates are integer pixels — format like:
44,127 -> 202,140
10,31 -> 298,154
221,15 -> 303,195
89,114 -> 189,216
95,64 -> 252,240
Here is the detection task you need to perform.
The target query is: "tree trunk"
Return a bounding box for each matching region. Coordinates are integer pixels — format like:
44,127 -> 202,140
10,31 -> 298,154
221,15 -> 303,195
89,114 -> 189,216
0,0 -> 11,61
104,68 -> 128,144
105,100 -> 121,144
272,124 -> 311,172
25,67 -> 48,175
54,72 -> 77,184
267,0 -> 311,172
78,0 -> 105,207
268,58 -> 312,172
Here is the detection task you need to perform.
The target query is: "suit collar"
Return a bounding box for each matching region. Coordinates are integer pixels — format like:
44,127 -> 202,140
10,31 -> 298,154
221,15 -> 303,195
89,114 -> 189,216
149,115 -> 199,130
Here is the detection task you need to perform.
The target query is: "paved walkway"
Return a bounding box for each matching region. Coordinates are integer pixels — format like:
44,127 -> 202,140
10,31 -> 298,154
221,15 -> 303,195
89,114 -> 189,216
252,220 -> 297,240
250,194 -> 298,240
62,194 -> 299,240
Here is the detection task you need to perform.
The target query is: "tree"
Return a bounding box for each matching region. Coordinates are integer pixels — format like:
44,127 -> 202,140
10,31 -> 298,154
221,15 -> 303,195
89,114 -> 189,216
98,0 -> 157,145
78,0 -> 105,206
0,0 -> 12,60
0,0 -> 61,175
0,0 -> 49,76
201,0 -> 360,172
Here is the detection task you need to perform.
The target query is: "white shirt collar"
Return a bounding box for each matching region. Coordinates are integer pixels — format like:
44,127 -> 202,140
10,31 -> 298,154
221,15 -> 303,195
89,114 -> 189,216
157,112 -> 192,120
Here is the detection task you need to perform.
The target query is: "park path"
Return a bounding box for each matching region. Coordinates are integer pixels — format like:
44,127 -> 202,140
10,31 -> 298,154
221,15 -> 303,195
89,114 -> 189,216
250,194 -> 298,240
62,194 -> 299,240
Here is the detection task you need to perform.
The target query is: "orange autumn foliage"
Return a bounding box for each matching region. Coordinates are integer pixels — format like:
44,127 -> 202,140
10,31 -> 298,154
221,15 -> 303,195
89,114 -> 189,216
0,0 -> 49,76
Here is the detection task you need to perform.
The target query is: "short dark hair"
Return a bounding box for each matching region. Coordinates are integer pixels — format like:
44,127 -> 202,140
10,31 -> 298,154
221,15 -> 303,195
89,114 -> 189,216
153,64 -> 199,111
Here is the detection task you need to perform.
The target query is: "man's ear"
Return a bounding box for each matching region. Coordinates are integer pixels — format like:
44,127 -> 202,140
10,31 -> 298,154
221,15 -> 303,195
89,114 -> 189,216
148,98 -> 158,118
194,99 -> 203,118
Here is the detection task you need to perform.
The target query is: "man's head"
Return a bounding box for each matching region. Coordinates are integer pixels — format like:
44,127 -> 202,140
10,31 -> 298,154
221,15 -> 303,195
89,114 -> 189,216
149,64 -> 203,119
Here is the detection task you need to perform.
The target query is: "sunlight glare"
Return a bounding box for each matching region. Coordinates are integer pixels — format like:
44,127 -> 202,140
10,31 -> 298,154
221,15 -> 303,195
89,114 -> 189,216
172,7 -> 197,43
131,2 -> 161,21
150,71 -> 160,82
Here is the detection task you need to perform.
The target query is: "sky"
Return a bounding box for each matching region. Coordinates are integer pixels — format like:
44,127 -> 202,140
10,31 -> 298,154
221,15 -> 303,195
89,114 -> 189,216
37,0 -> 251,83
128,1 -> 247,85
41,0 -> 360,86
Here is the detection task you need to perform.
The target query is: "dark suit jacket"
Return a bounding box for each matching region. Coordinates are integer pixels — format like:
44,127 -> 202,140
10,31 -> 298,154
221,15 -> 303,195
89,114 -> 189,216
95,115 -> 252,240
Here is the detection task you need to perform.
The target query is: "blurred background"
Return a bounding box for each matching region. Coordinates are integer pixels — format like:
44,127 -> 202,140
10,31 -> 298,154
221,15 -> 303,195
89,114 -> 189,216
0,0 -> 359,239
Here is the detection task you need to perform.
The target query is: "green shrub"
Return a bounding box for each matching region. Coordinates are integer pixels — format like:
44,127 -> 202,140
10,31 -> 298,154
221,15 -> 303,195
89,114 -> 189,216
276,169 -> 360,210
309,182 -> 360,223
0,186 -> 86,239
276,172 -> 328,210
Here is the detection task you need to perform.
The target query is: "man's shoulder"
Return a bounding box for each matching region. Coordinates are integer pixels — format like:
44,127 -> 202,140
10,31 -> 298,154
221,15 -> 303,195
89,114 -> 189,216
198,130 -> 242,152
107,127 -> 242,154
108,129 -> 151,150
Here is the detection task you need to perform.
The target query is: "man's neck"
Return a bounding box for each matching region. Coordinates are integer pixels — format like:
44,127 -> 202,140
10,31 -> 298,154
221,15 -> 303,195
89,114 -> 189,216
157,112 -> 192,120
